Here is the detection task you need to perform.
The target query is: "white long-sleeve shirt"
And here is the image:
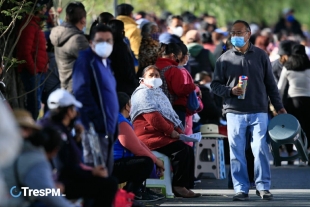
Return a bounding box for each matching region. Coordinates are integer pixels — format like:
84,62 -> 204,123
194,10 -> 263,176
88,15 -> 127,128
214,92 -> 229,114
278,67 -> 310,98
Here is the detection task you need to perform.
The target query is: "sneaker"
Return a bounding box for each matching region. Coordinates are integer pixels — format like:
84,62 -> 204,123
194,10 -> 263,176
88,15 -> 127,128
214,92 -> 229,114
145,188 -> 165,200
194,177 -> 201,184
256,190 -> 273,200
135,190 -> 159,202
233,192 -> 249,201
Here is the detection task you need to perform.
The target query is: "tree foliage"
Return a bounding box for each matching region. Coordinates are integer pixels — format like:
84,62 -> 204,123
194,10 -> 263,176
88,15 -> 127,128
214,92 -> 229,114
76,0 -> 310,30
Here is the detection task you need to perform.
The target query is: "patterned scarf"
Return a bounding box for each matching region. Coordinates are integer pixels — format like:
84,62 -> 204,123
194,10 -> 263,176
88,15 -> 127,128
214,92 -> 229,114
130,84 -> 184,130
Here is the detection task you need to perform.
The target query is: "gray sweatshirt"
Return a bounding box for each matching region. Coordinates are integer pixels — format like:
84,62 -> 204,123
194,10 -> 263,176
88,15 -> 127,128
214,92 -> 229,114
211,44 -> 283,114
50,22 -> 89,93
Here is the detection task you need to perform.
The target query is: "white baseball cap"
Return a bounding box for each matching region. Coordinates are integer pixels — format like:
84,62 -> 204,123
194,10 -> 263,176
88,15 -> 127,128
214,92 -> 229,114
48,89 -> 82,110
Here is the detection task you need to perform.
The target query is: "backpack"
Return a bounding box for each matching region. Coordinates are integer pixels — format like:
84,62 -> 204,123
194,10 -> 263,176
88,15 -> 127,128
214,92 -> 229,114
159,65 -> 177,104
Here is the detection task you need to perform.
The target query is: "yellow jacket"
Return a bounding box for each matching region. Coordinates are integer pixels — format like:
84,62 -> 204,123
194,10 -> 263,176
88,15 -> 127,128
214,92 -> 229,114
117,15 -> 141,58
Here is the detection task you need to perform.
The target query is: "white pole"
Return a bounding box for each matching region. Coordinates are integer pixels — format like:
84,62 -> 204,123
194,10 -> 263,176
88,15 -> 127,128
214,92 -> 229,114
114,0 -> 118,17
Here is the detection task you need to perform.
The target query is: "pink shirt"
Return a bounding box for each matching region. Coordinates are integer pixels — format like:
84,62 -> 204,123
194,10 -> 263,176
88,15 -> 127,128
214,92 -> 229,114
118,122 -> 157,162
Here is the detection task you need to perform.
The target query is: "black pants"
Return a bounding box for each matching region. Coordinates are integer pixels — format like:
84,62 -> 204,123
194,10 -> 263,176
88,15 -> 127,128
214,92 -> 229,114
112,156 -> 153,193
291,97 -> 310,148
65,176 -> 118,207
155,141 -> 195,189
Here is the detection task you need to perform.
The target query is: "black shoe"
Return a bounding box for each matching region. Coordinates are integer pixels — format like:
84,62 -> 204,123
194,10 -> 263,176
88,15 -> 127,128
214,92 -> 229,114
287,160 -> 294,165
132,200 -> 146,207
233,192 -> 249,201
194,177 -> 201,184
145,188 -> 165,200
256,190 -> 273,200
135,190 -> 159,202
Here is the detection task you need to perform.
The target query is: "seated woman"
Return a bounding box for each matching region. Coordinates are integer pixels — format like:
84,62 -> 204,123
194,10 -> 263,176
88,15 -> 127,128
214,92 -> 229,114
130,65 -> 200,198
3,109 -> 75,207
112,92 -> 165,203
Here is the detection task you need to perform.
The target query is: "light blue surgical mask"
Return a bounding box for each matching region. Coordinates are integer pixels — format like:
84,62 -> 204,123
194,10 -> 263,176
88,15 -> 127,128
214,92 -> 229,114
231,36 -> 247,48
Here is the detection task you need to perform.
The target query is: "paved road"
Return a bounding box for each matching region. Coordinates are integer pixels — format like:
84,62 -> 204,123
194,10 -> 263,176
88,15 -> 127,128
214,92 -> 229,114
144,165 -> 310,207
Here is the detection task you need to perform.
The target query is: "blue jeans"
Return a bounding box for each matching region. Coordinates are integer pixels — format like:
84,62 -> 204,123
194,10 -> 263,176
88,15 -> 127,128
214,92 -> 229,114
20,71 -> 46,120
226,113 -> 271,193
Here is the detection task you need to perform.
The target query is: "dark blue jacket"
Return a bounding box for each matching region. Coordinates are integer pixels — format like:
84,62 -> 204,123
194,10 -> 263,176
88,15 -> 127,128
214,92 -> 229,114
72,47 -> 119,173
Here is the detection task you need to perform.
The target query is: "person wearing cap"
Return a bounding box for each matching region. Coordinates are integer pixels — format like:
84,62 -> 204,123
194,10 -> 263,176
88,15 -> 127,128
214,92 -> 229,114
278,44 -> 310,157
212,28 -> 229,61
211,20 -> 286,201
159,15 -> 184,44
274,8 -> 304,38
39,89 -> 118,207
3,109 -> 76,207
16,0 -> 50,120
113,92 -> 164,203
116,3 -> 142,59
50,1 -> 89,93
271,40 -> 297,82
186,29 -> 215,78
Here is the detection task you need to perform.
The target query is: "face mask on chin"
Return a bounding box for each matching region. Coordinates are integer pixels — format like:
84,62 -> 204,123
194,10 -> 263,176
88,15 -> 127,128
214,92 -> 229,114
143,77 -> 163,89
94,42 -> 113,58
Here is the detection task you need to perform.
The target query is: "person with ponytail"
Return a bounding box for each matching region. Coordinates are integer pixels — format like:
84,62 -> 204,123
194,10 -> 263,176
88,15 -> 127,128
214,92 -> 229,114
89,12 -> 114,37
278,44 -> 310,153
155,43 -> 196,127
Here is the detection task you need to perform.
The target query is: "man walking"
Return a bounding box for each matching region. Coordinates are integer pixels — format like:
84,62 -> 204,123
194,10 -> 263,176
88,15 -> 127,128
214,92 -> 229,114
211,20 -> 286,201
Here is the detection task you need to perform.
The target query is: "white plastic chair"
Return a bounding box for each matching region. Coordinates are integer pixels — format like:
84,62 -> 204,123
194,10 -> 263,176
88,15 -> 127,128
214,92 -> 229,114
145,151 -> 174,198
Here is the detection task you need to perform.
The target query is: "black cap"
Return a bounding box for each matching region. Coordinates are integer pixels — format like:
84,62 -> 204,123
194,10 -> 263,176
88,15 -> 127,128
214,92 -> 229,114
117,92 -> 130,112
116,3 -> 134,16
278,40 -> 297,56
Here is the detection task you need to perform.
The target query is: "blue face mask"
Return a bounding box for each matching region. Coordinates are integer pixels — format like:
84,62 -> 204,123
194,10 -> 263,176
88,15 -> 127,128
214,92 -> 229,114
231,36 -> 247,48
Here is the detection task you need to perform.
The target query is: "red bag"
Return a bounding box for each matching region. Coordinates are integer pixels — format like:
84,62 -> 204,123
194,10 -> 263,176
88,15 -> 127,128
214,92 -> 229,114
113,189 -> 135,207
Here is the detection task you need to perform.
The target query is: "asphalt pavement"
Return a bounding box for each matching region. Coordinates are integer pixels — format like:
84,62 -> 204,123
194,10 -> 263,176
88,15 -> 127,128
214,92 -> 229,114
144,163 -> 310,207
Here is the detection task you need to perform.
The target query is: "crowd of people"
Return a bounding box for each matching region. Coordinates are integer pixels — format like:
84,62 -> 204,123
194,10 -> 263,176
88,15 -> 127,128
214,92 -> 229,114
1,0 -> 310,206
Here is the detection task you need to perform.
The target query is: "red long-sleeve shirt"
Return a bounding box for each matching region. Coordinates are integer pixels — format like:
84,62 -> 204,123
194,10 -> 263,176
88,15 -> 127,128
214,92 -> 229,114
155,58 -> 196,107
133,111 -> 183,150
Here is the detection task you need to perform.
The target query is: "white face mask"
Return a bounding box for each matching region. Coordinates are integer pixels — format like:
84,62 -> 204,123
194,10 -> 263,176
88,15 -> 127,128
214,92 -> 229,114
172,26 -> 183,37
204,83 -> 211,90
144,78 -> 163,89
94,42 -> 113,59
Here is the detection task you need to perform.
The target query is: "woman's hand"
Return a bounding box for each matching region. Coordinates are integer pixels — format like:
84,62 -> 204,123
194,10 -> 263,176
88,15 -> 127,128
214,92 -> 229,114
92,165 -> 108,178
155,158 -> 165,177
171,130 -> 180,139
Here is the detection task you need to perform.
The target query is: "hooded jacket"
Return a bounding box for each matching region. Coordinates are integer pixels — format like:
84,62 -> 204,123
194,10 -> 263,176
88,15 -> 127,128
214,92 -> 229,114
155,58 -> 196,107
50,22 -> 89,92
116,15 -> 142,58
16,15 -> 48,75
187,43 -> 215,78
